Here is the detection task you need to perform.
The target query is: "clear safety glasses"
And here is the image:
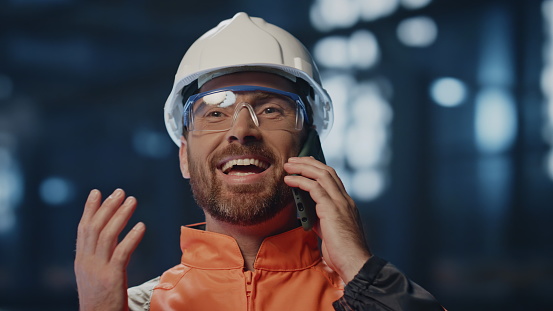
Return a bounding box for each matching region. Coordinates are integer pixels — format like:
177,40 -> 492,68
183,85 -> 309,132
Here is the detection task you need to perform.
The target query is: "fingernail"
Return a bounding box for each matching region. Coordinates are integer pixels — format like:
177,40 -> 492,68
133,222 -> 145,231
125,196 -> 136,205
109,188 -> 123,199
289,157 -> 299,162
88,189 -> 99,200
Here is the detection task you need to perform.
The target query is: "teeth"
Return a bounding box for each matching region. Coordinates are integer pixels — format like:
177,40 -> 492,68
221,158 -> 269,173
228,172 -> 256,176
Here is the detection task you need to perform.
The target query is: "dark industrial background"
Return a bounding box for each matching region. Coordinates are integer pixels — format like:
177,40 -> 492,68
1,0 -> 552,310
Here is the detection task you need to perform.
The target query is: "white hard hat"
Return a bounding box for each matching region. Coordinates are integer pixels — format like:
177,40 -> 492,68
163,12 -> 334,145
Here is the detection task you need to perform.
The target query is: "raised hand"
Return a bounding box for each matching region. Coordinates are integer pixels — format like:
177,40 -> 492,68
74,189 -> 145,311
284,157 -> 371,283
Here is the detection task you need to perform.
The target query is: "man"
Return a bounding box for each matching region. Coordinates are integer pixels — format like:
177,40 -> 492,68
74,12 -> 444,311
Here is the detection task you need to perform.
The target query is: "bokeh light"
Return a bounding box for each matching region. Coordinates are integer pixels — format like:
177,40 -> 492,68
351,169 -> 386,201
132,129 -> 172,159
542,0 -> 553,181
430,77 -> 468,107
401,0 -> 432,10
0,146 -> 23,234
359,0 -> 399,22
310,0 -> 359,32
397,16 -> 438,47
475,87 -> 517,154
39,176 -> 74,206
313,31 -> 380,70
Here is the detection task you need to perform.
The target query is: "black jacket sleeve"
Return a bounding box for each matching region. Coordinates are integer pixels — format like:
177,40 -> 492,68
333,256 -> 444,311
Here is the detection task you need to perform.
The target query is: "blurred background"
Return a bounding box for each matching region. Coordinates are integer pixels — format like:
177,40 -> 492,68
1,0 -> 552,310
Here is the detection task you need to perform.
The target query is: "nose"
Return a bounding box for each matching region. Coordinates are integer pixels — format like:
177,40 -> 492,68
226,106 -> 261,144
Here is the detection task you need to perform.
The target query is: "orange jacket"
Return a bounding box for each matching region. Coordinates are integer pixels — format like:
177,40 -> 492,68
149,225 -> 344,311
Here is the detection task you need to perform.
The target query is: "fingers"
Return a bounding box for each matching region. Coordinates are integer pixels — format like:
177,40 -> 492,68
77,190 -> 102,255
80,189 -> 102,224
287,157 -> 348,194
91,189 -> 127,236
78,189 -> 127,257
284,156 -> 362,232
95,196 -> 138,260
74,189 -> 145,311
284,157 -> 352,205
285,157 -> 371,283
77,189 -> 142,263
111,222 -> 146,268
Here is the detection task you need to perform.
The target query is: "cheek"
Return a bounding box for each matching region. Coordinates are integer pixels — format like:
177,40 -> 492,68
188,134 -> 221,156
274,136 -> 303,161
288,133 -> 305,156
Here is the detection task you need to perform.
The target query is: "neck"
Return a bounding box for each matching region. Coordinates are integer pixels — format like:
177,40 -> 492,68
204,204 -> 299,271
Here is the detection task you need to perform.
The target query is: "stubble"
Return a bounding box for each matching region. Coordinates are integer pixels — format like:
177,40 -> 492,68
188,143 -> 293,226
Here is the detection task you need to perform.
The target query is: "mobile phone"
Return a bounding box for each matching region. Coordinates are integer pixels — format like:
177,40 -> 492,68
292,130 -> 326,231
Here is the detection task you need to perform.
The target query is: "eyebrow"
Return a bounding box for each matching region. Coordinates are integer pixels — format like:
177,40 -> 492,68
192,90 -> 295,110
236,91 -> 295,103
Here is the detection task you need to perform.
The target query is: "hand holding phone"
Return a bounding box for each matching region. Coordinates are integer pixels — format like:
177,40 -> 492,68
292,130 -> 326,230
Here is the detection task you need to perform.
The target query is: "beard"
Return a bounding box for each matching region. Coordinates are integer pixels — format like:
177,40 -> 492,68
188,143 -> 294,226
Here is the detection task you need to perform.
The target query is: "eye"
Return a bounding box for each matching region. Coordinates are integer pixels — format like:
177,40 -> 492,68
259,105 -> 287,117
263,107 -> 281,114
200,109 -> 230,123
206,111 -> 224,118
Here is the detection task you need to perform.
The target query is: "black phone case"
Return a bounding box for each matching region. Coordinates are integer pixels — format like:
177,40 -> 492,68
293,130 -> 326,230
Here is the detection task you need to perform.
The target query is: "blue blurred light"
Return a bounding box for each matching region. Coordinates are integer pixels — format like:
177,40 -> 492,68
346,125 -> 387,169
351,83 -> 393,125
474,87 -> 517,154
311,0 -> 393,203
543,0 -> 553,31
314,31 -> 381,70
401,0 -> 432,10
349,30 -> 380,69
542,0 -> 553,181
547,150 -> 553,181
0,146 -> 24,234
397,16 -> 438,47
430,77 -> 467,107
321,74 -> 354,161
310,0 -> 403,31
477,6 -> 513,86
313,36 -> 350,68
309,0 -> 359,32
132,129 -> 172,159
359,0 -> 399,22
540,67 -> 553,101
40,177 -> 74,206
351,169 -> 385,201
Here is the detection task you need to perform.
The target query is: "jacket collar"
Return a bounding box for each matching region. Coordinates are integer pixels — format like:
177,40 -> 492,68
180,224 -> 321,271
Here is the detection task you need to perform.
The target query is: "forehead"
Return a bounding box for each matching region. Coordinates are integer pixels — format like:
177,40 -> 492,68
199,72 -> 297,94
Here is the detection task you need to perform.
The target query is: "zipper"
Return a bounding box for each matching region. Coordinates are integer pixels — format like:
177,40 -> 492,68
244,270 -> 253,311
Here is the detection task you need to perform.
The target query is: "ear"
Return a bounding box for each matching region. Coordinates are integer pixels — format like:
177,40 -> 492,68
179,136 -> 191,179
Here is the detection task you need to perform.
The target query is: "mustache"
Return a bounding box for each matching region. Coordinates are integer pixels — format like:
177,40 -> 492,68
211,143 -> 278,166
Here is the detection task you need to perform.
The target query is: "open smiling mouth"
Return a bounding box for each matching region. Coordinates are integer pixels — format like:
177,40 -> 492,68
221,158 -> 270,176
